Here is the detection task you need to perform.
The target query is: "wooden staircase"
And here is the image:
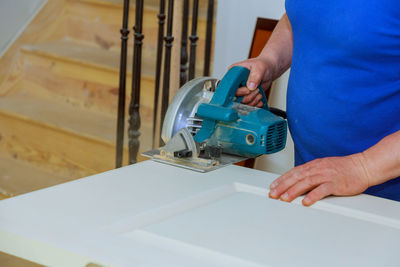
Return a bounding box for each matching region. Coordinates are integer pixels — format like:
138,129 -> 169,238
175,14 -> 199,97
0,0 -> 211,198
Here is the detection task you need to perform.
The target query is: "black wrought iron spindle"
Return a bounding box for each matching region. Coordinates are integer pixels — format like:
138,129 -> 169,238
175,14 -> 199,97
128,0 -> 144,164
152,0 -> 166,148
203,0 -> 214,76
159,0 -> 175,145
180,0 -> 189,86
116,0 -> 130,168
188,0 -> 199,80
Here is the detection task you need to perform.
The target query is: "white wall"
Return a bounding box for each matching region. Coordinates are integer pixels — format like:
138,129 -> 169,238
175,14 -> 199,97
212,0 -> 285,78
213,0 -> 294,174
0,0 -> 47,58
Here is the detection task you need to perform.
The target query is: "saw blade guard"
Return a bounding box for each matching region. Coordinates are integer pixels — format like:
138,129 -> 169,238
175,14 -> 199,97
161,77 -> 218,143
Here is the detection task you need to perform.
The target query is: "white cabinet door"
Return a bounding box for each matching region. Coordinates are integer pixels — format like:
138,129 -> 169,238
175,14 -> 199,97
1,161 -> 400,267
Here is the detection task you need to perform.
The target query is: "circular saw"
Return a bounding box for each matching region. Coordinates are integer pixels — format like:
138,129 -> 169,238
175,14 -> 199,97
143,66 -> 287,172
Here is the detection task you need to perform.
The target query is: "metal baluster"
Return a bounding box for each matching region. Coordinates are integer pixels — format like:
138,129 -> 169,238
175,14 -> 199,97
128,0 -> 144,164
180,0 -> 189,86
159,0 -> 175,145
152,0 -> 166,148
203,0 -> 214,76
116,0 -> 130,168
188,0 -> 199,80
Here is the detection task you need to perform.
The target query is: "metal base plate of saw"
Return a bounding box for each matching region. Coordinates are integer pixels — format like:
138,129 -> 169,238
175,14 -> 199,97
143,66 -> 287,172
142,128 -> 247,172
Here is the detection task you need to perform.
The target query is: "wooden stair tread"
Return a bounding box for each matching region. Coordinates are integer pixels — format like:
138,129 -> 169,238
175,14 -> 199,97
0,154 -> 70,197
74,0 -> 210,17
0,251 -> 44,267
21,39 -> 155,77
0,92 -> 116,144
74,0 -> 157,9
0,91 -> 152,149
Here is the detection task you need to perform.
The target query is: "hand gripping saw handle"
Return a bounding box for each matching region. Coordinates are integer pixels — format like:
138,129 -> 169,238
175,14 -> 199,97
194,66 -> 270,143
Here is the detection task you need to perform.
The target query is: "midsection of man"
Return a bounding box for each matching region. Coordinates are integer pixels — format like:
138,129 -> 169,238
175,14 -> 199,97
285,0 -> 400,199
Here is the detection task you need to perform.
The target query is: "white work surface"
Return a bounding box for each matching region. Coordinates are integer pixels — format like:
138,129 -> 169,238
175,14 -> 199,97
1,161 -> 400,267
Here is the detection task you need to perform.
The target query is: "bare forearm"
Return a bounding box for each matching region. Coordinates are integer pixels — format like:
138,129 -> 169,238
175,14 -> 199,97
232,14 -> 294,104
361,130 -> 400,187
258,14 -> 293,80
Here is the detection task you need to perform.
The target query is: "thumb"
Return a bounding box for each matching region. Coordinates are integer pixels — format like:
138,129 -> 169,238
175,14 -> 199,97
246,65 -> 263,91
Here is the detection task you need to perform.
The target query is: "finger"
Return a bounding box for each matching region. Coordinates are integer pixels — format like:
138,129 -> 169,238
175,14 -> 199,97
247,64 -> 264,91
241,90 -> 259,104
229,61 -> 251,70
302,183 -> 333,206
256,101 -> 264,108
269,164 -> 310,199
270,163 -> 310,190
236,87 -> 250,96
260,81 -> 271,91
280,175 -> 322,202
248,93 -> 263,107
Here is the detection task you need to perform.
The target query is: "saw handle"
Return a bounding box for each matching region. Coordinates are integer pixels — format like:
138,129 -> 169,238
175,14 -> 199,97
235,86 -> 268,109
194,66 -> 270,142
213,66 -> 269,110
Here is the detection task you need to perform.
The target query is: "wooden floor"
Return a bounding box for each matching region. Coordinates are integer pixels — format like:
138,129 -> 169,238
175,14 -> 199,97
0,252 -> 43,267
0,153 -> 73,197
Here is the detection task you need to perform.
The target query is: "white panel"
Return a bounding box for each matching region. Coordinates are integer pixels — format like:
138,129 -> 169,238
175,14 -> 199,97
128,190 -> 399,267
1,161 -> 400,266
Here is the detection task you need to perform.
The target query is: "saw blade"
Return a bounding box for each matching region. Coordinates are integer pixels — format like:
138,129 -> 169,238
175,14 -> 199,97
161,77 -> 218,143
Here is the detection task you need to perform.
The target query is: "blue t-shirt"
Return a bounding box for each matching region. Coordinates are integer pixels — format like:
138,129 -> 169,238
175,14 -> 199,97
285,0 -> 400,201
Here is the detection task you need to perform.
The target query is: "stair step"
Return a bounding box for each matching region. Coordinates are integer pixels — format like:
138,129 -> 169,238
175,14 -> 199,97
0,251 -> 43,267
21,39 -> 153,77
0,91 -> 117,142
22,37 -> 203,80
74,0 -> 159,11
73,0 -> 210,19
0,154 -> 69,197
0,90 -> 151,179
21,39 -> 155,115
65,0 -> 210,67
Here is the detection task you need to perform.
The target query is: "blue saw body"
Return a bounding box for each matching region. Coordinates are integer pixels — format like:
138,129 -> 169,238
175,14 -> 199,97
194,66 -> 287,158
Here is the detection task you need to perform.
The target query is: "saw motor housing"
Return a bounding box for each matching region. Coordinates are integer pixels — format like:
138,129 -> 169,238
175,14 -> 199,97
194,66 -> 287,158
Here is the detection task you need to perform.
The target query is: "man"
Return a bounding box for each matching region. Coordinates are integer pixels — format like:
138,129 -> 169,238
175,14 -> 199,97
231,1 -> 400,206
